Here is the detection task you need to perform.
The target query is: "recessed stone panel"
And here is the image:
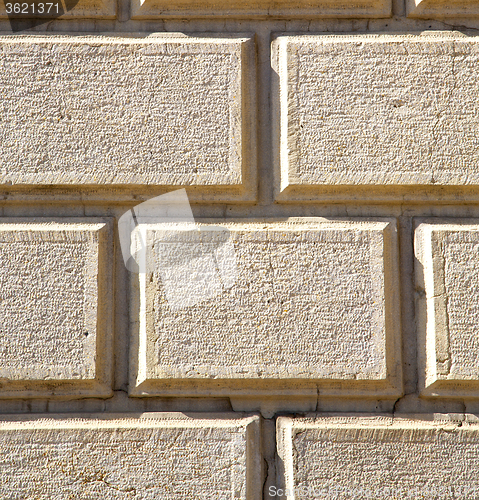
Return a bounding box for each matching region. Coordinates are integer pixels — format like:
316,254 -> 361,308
130,218 -> 401,397
0,36 -> 256,201
415,219 -> 479,397
407,0 -> 479,18
277,416 -> 479,499
0,219 -> 113,398
131,0 -> 391,19
273,34 -> 479,200
0,413 -> 261,499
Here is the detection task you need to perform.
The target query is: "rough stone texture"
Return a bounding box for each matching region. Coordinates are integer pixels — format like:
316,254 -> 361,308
131,0 -> 391,19
273,33 -> 479,199
0,219 -> 113,398
407,0 -> 479,18
0,413 -> 261,500
2,7 -> 479,494
415,219 -> 479,397
0,35 -> 255,200
0,0 -> 116,18
276,415 -> 479,500
130,218 -> 402,397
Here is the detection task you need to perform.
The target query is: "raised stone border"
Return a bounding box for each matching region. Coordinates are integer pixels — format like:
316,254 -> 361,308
129,218 -> 402,402
277,414 -> 479,499
0,413 -> 261,499
131,0 -> 391,19
0,35 -> 256,201
407,0 -> 479,18
0,218 -> 113,399
415,218 -> 479,397
272,33 -> 479,201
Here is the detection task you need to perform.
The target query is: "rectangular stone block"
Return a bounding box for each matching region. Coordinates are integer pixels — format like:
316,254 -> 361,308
131,0 -> 391,19
407,0 -> 479,18
276,415 -> 479,499
0,218 -> 113,398
0,413 -> 261,500
129,218 -> 402,398
0,35 -> 256,201
272,33 -> 479,200
0,0 -> 116,18
415,218 -> 479,397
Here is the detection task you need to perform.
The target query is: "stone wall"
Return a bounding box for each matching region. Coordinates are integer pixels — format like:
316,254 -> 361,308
1,0 -> 479,498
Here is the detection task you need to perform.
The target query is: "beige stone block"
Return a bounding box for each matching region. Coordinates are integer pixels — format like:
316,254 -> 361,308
129,218 -> 402,398
0,219 -> 113,398
131,0 -> 391,19
0,35 -> 256,201
0,413 -> 261,499
273,33 -> 479,200
0,0 -> 116,18
407,0 -> 479,18
276,415 -> 479,499
415,219 -> 479,397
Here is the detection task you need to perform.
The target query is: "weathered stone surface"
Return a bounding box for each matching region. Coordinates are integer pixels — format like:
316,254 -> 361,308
415,219 -> 479,397
0,413 -> 261,500
276,416 -> 479,499
273,34 -> 479,199
0,219 -> 113,398
130,218 -> 402,397
407,0 -> 479,18
0,0 -> 116,19
0,36 -> 255,199
131,0 -> 391,19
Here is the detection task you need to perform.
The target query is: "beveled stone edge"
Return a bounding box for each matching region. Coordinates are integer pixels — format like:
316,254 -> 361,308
276,413 -> 479,496
272,32 -> 479,203
415,217 -> 479,398
0,411 -> 260,429
0,412 -> 262,500
407,0 -> 479,19
129,217 -> 402,398
0,217 -> 114,399
0,35 -> 257,202
131,0 -> 392,19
